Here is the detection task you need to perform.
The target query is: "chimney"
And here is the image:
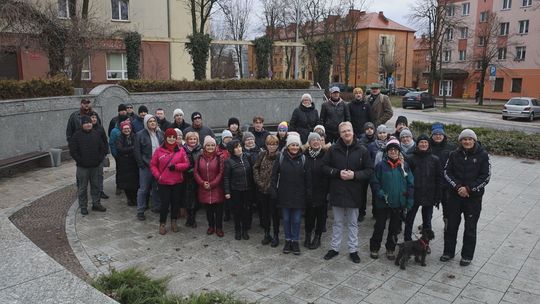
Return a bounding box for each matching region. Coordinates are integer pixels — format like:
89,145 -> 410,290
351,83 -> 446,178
378,11 -> 389,23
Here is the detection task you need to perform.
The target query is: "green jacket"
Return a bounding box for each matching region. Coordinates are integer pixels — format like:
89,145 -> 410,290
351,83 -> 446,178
371,156 -> 414,209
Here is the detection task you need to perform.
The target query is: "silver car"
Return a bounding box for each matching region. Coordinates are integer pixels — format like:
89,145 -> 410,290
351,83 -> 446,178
501,97 -> 540,122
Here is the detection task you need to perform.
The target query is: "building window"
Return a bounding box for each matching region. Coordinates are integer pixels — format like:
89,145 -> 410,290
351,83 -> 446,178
502,0 -> 512,9
106,53 -> 128,80
480,11 -> 488,22
462,3 -> 470,15
500,22 -> 509,35
475,61 -> 482,70
445,28 -> 454,41
443,50 -> 452,62
498,47 -> 507,60
111,0 -> 129,21
515,46 -> 526,61
522,0 -> 532,7
439,80 -> 453,96
64,56 -> 91,80
380,36 -> 387,46
494,78 -> 504,92
518,20 -> 529,34
459,50 -> 467,61
460,27 -> 469,38
478,36 -> 486,46
511,78 -> 522,92
446,5 -> 455,16
58,0 -> 69,18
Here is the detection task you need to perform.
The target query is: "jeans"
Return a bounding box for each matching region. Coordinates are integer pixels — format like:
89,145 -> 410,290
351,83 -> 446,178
403,204 -> 433,241
444,195 -> 482,260
158,183 -> 182,223
206,204 -> 224,229
76,166 -> 100,209
136,167 -> 161,214
330,206 -> 359,253
370,207 -> 402,252
282,208 -> 302,241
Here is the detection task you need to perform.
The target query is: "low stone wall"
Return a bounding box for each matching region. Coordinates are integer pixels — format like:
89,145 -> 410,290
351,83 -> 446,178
0,85 -> 325,161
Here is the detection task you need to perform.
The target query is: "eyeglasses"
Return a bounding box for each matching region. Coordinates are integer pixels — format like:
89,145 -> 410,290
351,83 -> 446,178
126,106 -> 133,109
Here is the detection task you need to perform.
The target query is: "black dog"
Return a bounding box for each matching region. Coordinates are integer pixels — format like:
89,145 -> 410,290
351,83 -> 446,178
395,229 -> 435,270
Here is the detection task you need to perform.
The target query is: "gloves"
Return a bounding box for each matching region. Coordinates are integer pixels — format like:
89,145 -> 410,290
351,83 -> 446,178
168,165 -> 175,171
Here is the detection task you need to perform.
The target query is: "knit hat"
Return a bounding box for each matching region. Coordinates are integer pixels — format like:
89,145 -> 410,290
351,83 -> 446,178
307,132 -> 321,143
278,121 -> 289,132
174,128 -> 183,137
364,122 -> 375,130
458,129 -> 477,141
431,122 -> 445,136
126,103 -> 134,108
314,125 -> 326,133
118,104 -> 127,112
203,135 -> 216,147
395,115 -> 408,127
81,115 -> 92,125
143,114 -> 155,128
138,105 -> 148,114
228,117 -> 240,127
242,131 -> 255,143
286,133 -> 302,147
301,93 -> 312,102
120,120 -> 131,130
164,128 -> 177,138
221,130 -> 233,139
400,128 -> 413,139
173,109 -> 184,117
377,124 -> 388,134
191,111 -> 202,121
386,139 -> 401,151
416,134 -> 430,144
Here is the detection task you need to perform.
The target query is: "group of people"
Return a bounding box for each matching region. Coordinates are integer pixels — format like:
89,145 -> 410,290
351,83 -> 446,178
66,83 -> 491,266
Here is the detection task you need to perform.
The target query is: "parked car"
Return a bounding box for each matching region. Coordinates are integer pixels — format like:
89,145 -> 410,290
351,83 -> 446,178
365,86 -> 391,95
329,82 -> 353,92
402,92 -> 436,109
393,87 -> 413,96
501,97 -> 540,121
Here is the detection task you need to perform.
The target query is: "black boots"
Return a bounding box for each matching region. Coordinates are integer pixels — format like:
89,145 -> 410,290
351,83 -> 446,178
271,232 -> 279,247
242,230 -> 250,240
304,232 -> 313,248
309,234 -> 321,250
261,230 -> 272,245
235,230 -> 241,240
185,209 -> 197,228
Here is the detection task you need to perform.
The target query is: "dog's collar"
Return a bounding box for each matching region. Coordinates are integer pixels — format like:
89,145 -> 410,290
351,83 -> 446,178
419,238 -> 428,250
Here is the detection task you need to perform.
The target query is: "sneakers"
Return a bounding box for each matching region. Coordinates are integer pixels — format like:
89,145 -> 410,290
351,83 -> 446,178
100,192 -> 109,199
92,204 -> 106,212
386,250 -> 395,260
207,227 -> 215,235
324,250 -> 339,260
80,208 -> 88,215
283,241 -> 292,254
460,258 -> 471,266
216,229 -> 224,237
349,252 -> 361,264
440,255 -> 453,262
137,213 -> 146,221
291,241 -> 300,255
370,251 -> 379,259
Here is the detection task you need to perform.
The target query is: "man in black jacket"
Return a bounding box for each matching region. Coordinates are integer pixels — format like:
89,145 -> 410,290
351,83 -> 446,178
320,87 -> 350,143
69,115 -> 107,215
184,112 -> 215,146
108,104 -> 128,136
322,122 -> 374,263
66,98 -> 101,142
348,87 -> 372,137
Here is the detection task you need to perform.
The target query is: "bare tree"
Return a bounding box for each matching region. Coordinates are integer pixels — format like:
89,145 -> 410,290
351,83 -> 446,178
261,0 -> 285,75
220,0 -> 252,78
185,0 -> 220,35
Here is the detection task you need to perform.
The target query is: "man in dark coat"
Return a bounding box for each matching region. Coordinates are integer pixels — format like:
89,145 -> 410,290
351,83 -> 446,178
184,111 -> 215,146
66,98 -> 101,142
69,115 -> 107,215
108,104 -> 128,136
441,129 -> 491,267
290,93 -> 320,144
322,121 -> 374,263
171,108 -> 191,133
348,87 -> 372,137
130,105 -> 148,134
320,86 -> 350,143
155,108 -> 173,131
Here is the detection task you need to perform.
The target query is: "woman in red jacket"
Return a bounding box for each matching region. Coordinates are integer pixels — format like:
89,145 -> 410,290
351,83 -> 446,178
195,136 -> 226,237
150,128 -> 190,235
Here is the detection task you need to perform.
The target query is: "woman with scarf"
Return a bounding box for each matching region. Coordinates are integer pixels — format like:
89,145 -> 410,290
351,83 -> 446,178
399,128 -> 416,158
290,93 -> 320,144
115,120 -> 139,206
183,131 -> 202,228
150,128 -> 190,235
367,125 -> 389,167
194,136 -> 226,237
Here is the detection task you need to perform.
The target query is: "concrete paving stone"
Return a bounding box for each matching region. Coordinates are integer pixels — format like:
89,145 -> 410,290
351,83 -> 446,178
459,284 -> 504,304
0,221 -> 27,250
340,273 -> 385,293
479,262 -> 520,281
202,273 -> 252,293
247,278 -> 290,298
263,292 -> 307,304
394,266 -> 435,285
451,295 -> 487,304
502,288 -> 540,303
419,281 -> 462,302
358,260 -> 400,280
287,256 -> 328,274
511,274 -> 540,295
232,288 -> 266,303
381,277 -> 423,298
362,286 -> 411,304
270,268 -> 310,285
321,260 -> 363,277
469,272 -> 512,292
314,297 -> 339,304
404,292 -> 451,304
322,285 -> 367,304
431,269 -> 473,289
306,268 -> 349,289
287,281 -> 330,302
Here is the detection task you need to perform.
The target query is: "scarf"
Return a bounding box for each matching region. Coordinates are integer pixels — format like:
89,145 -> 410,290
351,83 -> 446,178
308,147 -> 321,158
164,141 -> 176,152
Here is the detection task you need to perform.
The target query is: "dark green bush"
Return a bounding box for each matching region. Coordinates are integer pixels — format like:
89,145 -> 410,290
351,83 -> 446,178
119,79 -> 311,93
0,77 -> 73,100
410,121 -> 540,160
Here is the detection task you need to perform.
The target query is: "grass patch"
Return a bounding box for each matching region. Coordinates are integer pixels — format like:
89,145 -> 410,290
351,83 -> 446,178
410,121 -> 540,160
92,268 -> 250,304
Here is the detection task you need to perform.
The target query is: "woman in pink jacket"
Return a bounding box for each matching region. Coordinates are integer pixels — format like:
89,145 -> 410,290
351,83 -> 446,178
194,136 -> 225,237
150,128 -> 190,235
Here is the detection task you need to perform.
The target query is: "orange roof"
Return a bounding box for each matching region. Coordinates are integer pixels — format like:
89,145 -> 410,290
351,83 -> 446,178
414,37 -> 430,50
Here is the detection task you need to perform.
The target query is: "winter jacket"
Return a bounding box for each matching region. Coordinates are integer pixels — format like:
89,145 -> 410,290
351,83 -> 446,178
249,128 -> 270,150
184,125 -> 215,146
290,103 -> 320,143
305,148 -> 329,207
69,129 -> 106,168
109,127 -> 121,157
371,156 -> 414,210
430,136 -> 456,189
320,99 -> 350,139
115,133 -> 139,190
93,124 -> 109,154
368,139 -> 388,167
269,152 -> 312,209
218,144 -> 230,160
224,153 -> 253,194
157,118 -> 173,131
244,145 -> 261,163
66,109 -> 101,141
150,145 -> 190,185
359,133 -> 376,148
133,127 -> 164,168
321,138 -> 374,208
407,147 -> 441,206
368,93 -> 393,126
194,153 -> 225,204
253,150 -> 278,194
108,116 -> 120,136
171,120 -> 191,133
348,99 -> 372,136
130,115 -> 145,134
183,144 -> 202,209
444,142 -> 491,198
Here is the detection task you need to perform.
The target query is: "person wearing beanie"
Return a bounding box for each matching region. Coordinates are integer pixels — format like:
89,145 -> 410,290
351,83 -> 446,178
322,122 -> 373,263
218,130 -> 233,161
184,111 -> 215,146
242,131 -> 261,163
369,137 -> 414,261
182,131 -> 203,228
348,87 -> 372,138
249,116 -> 270,150
393,115 -> 408,138
320,88 -> 350,143
66,98 -> 101,142
107,104 -> 129,136
441,128 -> 490,266
224,139 -> 255,240
314,125 -> 326,134
171,108 -> 191,134
150,128 -> 190,235
404,134 -> 441,251
359,122 -> 376,147
269,132 -> 310,256
277,121 -> 289,150
174,128 -> 184,146
115,117 -> 139,207
134,114 -> 164,221
69,115 -> 107,215
398,128 -> 415,157
227,117 -> 243,141
130,105 -> 148,134
290,93 -> 320,144
194,136 -> 226,237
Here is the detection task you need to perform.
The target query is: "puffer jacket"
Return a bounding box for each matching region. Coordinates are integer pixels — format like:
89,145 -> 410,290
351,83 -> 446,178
348,98 -> 372,136
371,156 -> 414,210
269,152 -> 312,209
194,153 -> 225,204
253,150 -> 278,194
320,99 -> 350,138
305,148 -> 329,207
290,103 -> 320,143
321,138 -> 374,208
224,153 -> 253,194
150,145 -> 190,185
69,128 -> 106,168
444,142 -> 490,198
407,146 -> 441,206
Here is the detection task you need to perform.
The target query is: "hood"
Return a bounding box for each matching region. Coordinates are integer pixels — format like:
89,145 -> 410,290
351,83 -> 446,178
143,114 -> 155,131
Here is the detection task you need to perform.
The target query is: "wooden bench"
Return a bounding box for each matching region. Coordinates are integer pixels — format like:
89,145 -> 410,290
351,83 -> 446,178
0,147 -> 70,178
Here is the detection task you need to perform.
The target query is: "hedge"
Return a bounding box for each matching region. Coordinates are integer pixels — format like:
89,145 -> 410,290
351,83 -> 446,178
119,79 -> 311,93
410,121 -> 540,160
0,77 -> 73,100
